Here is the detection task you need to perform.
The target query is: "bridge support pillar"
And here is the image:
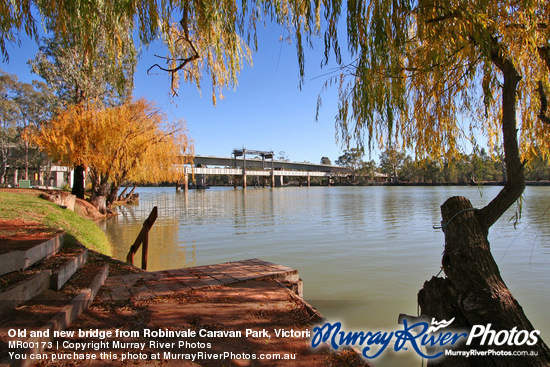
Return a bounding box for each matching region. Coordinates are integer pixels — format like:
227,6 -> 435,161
242,153 -> 247,189
307,175 -> 310,187
196,174 -> 206,188
279,175 -> 284,187
271,173 -> 275,188
183,174 -> 188,193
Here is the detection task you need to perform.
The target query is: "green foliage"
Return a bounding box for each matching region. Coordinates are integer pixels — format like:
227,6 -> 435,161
29,23 -> 136,106
2,1 -> 143,88
358,159 -> 377,182
525,154 -> 550,181
379,147 -> 406,182
5,1 -> 550,160
0,69 -> 57,185
0,70 -> 18,185
0,191 -> 111,255
4,0 -> 547,226
336,148 -> 363,170
318,0 -> 550,163
375,151 -> 529,184
336,148 -> 365,182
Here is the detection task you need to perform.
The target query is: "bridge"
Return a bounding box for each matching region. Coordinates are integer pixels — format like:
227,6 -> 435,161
178,148 -> 351,190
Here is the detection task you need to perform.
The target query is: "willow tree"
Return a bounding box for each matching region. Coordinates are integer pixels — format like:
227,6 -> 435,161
141,0 -> 324,101
1,0 -> 322,99
6,1 -> 550,362
26,8 -> 136,198
30,99 -> 192,213
3,0 -> 319,200
318,0 -> 550,365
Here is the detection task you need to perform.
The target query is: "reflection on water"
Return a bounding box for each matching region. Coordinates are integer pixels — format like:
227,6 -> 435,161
101,186 -> 550,367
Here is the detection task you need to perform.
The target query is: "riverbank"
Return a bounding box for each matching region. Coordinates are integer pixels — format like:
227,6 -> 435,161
153,180 -> 550,190
0,188 -> 111,256
1,243 -> 367,366
0,189 -> 368,366
61,258 -> 367,366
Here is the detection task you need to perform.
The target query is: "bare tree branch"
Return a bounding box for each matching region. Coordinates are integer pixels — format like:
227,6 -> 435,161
147,4 -> 200,96
477,39 -> 525,230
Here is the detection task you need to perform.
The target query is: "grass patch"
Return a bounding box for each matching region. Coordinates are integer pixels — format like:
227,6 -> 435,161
0,191 -> 112,256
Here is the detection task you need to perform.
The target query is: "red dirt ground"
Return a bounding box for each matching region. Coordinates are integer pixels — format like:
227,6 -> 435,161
0,188 -> 104,249
0,218 -> 60,250
35,279 -> 370,366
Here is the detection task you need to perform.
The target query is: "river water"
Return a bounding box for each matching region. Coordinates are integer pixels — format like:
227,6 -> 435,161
100,186 -> 550,366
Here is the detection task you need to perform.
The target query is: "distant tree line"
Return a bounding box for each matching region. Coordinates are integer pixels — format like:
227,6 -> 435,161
334,148 -> 550,184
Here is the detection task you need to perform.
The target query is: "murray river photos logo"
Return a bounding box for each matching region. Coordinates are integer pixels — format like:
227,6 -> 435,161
310,317 -> 541,359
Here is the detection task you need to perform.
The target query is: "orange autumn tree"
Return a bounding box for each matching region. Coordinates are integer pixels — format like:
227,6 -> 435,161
31,98 -> 193,212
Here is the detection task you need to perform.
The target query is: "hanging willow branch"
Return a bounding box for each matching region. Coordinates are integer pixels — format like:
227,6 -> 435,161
147,4 -> 199,96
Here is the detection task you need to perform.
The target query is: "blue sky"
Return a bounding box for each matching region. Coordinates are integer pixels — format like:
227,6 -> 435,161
1,22 -> 354,165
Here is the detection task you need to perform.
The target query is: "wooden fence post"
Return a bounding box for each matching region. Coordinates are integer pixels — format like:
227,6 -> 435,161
126,206 -> 158,270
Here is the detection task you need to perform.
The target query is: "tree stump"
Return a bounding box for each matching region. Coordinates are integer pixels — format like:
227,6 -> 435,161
90,194 -> 107,214
418,196 -> 550,366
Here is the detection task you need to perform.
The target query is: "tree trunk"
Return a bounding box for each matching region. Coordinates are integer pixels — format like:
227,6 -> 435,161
126,184 -> 137,197
71,165 -> 85,199
118,186 -> 128,201
125,184 -> 139,203
107,184 -> 119,206
24,140 -> 29,180
0,149 -> 6,186
89,173 -> 110,214
418,196 -> 550,366
90,194 -> 107,214
417,40 -> 550,366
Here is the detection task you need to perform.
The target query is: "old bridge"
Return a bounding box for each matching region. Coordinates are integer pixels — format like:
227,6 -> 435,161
178,149 -> 350,190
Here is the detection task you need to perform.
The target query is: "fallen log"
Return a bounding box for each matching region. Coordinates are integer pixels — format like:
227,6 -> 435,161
40,190 -> 76,211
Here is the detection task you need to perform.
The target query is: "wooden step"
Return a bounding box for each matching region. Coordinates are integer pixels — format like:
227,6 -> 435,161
0,271 -> 51,316
0,234 -> 64,277
50,248 -> 88,291
100,258 -> 303,302
0,262 -> 109,367
0,247 -> 88,316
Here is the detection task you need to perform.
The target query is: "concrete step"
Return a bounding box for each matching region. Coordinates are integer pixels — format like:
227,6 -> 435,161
0,261 -> 109,367
0,234 -> 64,277
0,247 -> 88,316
